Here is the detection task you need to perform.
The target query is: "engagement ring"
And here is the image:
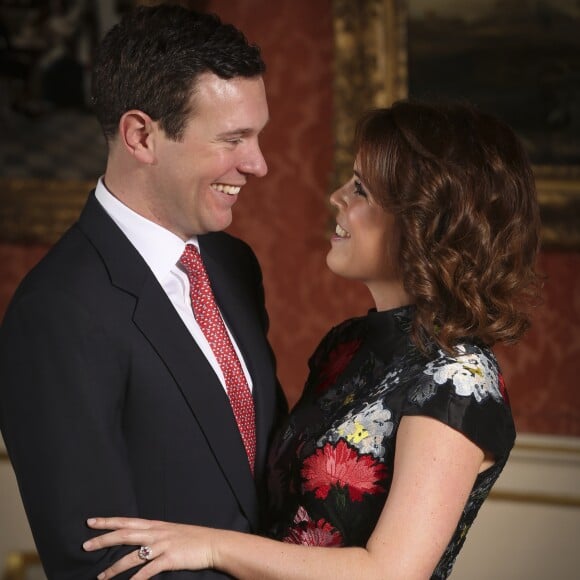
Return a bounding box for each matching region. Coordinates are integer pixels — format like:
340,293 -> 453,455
138,545 -> 153,561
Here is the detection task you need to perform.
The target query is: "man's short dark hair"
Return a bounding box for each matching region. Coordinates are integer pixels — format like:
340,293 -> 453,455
91,4 -> 265,141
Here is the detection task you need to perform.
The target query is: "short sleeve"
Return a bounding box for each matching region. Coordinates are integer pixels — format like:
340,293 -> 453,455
402,343 -> 516,460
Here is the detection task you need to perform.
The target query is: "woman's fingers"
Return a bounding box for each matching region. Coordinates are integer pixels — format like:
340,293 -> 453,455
95,548 -> 152,580
83,529 -> 150,551
125,557 -> 169,580
96,547 -> 174,580
84,517 -> 160,551
87,517 -> 154,530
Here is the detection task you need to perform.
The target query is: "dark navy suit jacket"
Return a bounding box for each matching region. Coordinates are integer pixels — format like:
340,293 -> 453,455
0,192 -> 285,579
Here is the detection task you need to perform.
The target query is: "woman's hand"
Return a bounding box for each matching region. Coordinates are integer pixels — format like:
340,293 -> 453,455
83,517 -> 216,579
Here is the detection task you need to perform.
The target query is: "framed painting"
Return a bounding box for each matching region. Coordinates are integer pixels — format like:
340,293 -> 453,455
0,0 -> 207,244
332,0 -> 580,249
0,0 -> 120,243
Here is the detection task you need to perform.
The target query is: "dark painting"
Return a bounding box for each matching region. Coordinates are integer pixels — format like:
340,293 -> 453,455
0,0 -> 208,182
0,0 -> 132,180
407,0 -> 580,167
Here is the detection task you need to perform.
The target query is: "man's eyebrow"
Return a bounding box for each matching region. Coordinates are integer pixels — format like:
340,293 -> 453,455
216,128 -> 254,138
215,119 -> 270,139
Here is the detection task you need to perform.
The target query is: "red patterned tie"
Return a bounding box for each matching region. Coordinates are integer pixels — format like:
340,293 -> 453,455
179,244 -> 256,473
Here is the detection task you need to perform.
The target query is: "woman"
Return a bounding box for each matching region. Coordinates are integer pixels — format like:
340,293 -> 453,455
84,100 -> 540,579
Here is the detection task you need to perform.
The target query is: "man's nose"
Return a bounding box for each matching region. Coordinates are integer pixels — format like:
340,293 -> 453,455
240,144 -> 268,177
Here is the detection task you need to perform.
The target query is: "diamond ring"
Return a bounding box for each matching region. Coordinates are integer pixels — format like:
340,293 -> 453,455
138,545 -> 153,561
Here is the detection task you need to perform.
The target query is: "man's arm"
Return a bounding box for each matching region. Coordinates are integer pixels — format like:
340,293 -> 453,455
0,288 -> 138,579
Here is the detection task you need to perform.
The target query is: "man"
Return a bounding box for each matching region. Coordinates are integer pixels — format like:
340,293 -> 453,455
0,5 -> 285,579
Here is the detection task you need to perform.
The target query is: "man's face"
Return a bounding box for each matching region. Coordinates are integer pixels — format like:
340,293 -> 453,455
146,73 -> 269,239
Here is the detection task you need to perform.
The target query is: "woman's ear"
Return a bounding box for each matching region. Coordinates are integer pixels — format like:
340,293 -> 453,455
118,110 -> 157,164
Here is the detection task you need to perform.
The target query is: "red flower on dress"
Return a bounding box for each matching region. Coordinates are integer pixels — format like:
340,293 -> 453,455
316,339 -> 362,393
498,374 -> 510,406
283,506 -> 343,547
301,439 -> 386,501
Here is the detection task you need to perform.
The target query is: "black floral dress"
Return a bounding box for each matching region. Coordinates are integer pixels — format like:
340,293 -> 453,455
266,305 -> 515,579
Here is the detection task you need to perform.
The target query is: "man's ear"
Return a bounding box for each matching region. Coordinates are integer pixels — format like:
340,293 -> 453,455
118,110 -> 158,164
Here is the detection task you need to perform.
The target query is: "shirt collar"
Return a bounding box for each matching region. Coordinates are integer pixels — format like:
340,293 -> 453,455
94,177 -> 197,284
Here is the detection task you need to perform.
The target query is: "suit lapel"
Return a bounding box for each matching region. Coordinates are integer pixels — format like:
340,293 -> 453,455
77,194 -> 259,527
132,278 -> 258,523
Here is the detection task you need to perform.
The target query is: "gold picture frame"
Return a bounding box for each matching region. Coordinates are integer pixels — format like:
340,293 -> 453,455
332,0 -> 580,249
0,0 -> 112,245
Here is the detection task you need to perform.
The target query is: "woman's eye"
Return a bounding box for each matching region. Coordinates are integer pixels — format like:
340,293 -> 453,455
354,180 -> 368,197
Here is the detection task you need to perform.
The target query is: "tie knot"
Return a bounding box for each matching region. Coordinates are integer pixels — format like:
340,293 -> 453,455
179,243 -> 203,275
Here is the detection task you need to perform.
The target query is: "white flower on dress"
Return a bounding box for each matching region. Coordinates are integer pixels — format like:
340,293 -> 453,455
377,368 -> 403,391
423,345 -> 502,403
319,399 -> 394,458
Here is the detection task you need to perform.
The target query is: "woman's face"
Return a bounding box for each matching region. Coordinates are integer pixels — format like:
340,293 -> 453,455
326,165 -> 410,310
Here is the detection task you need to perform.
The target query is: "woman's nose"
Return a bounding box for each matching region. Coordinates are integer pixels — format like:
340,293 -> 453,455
329,183 -> 348,208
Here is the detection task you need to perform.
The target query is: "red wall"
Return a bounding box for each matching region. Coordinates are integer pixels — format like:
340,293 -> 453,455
495,252 -> 580,435
1,0 -> 578,436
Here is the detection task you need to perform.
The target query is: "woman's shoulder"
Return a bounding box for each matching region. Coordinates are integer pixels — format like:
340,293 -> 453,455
418,342 -> 506,403
402,340 -> 515,458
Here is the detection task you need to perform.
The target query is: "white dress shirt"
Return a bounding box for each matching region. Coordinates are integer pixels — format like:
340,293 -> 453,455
94,178 -> 253,393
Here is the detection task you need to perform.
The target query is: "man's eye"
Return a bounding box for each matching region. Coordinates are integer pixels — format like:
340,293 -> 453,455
354,180 -> 367,197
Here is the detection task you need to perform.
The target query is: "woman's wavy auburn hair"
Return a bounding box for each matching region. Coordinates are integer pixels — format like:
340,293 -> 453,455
355,100 -> 541,353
